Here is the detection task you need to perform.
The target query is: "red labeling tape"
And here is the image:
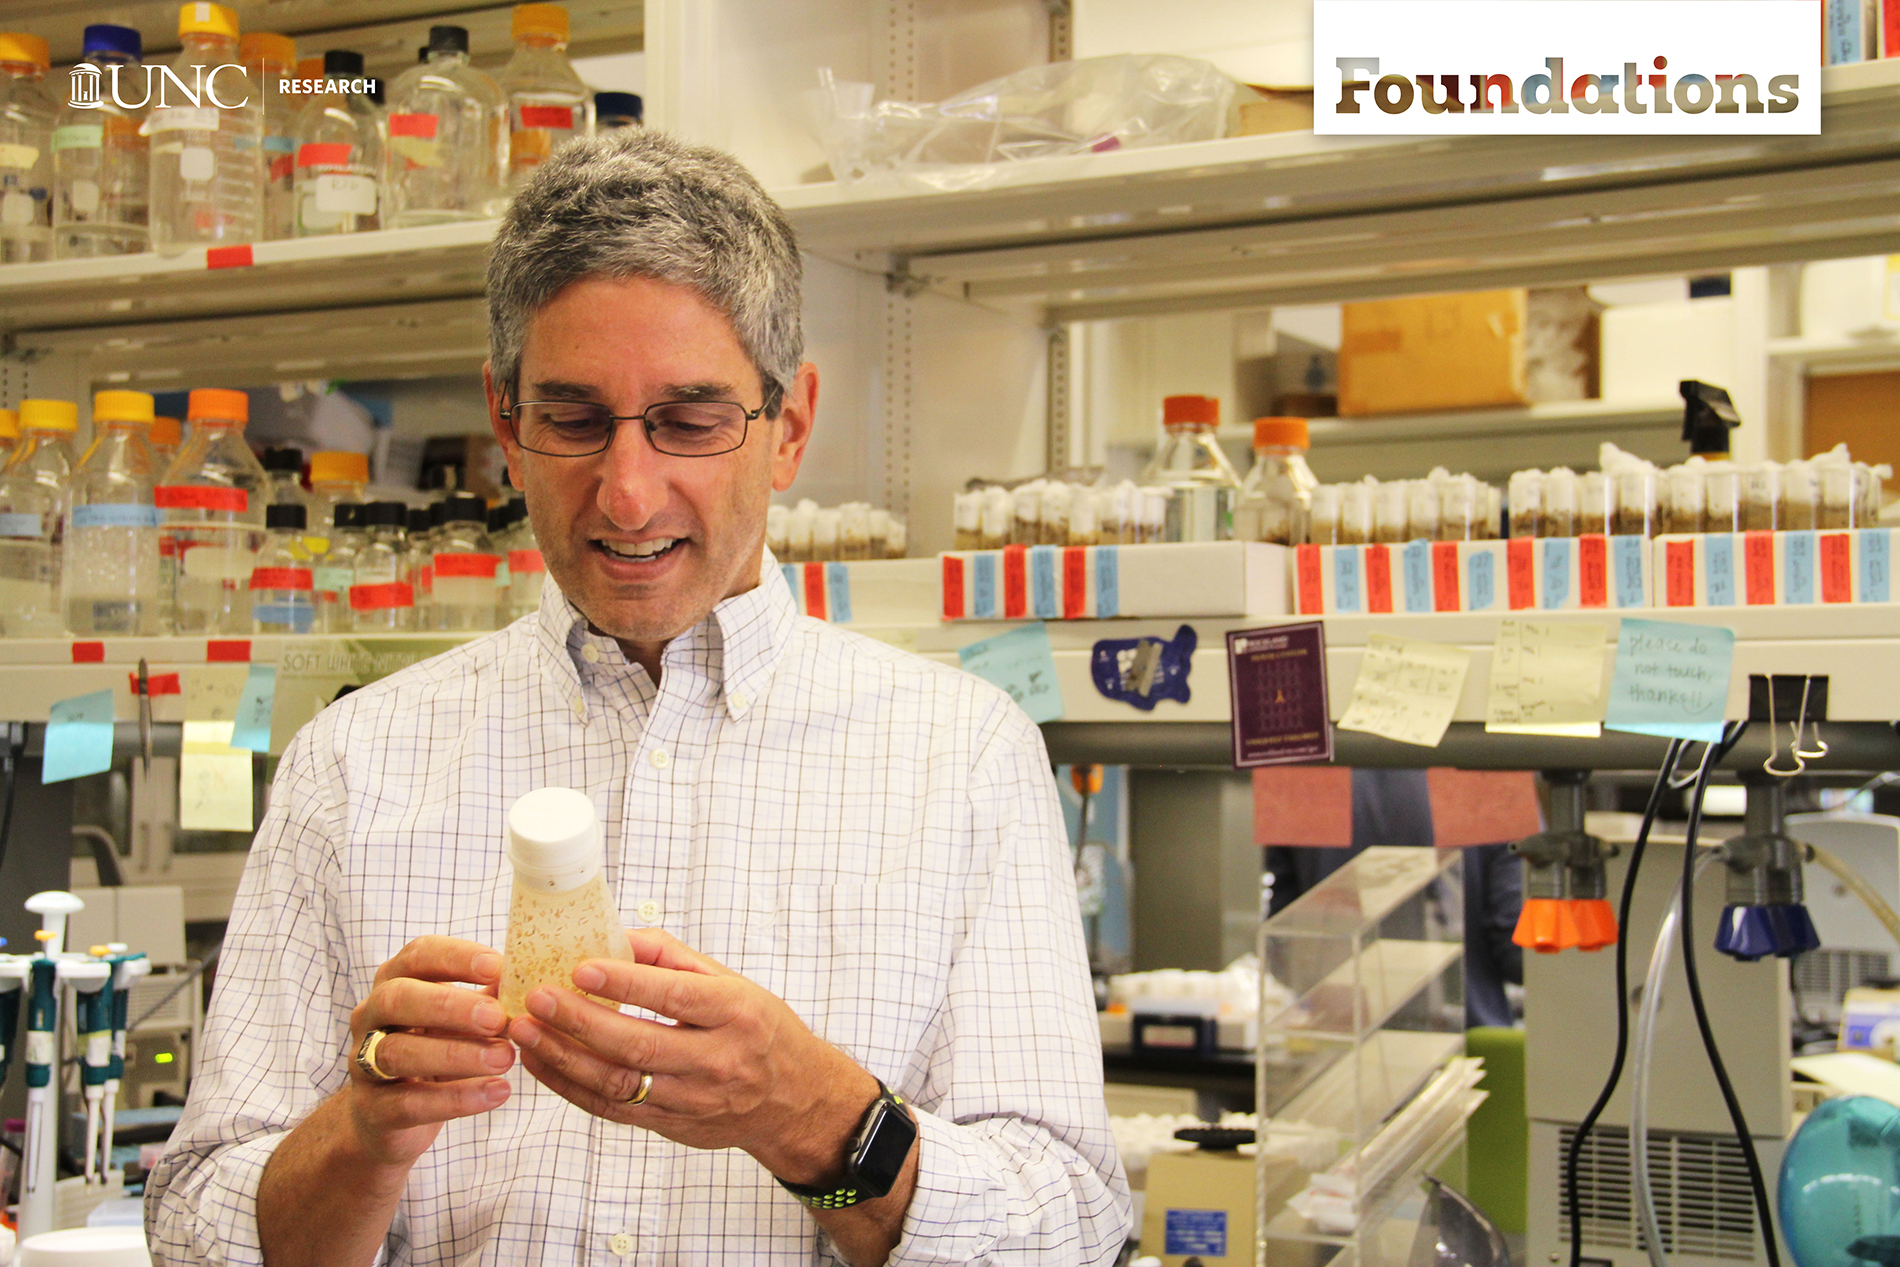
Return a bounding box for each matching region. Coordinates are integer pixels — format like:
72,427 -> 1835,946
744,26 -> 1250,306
941,555 -> 965,620
70,641 -> 104,663
205,244 -> 252,269
1062,547 -> 1087,619
207,640 -> 251,662
1666,540 -> 1696,606
249,567 -> 312,591
1002,546 -> 1027,619
1821,532 -> 1852,603
507,549 -> 545,574
1365,545 -> 1393,614
518,104 -> 575,129
1577,534 -> 1608,608
129,671 -> 181,696
350,582 -> 414,611
1295,544 -> 1323,614
156,485 -> 247,512
1506,537 -> 1535,609
433,552 -> 498,579
1432,541 -> 1461,612
387,112 -> 439,139
802,562 -> 826,620
1744,531 -> 1776,605
296,142 -> 352,168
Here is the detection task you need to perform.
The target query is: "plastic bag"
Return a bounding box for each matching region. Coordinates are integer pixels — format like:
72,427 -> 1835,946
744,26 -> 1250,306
806,55 -> 1238,191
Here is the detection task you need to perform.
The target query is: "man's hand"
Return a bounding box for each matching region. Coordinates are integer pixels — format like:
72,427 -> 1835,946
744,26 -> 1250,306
344,936 -> 516,1167
506,929 -> 878,1186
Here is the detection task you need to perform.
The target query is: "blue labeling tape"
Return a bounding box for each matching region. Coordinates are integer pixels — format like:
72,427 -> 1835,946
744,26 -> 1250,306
973,553 -> 997,619
252,602 -> 315,632
0,512 -> 41,538
1706,534 -> 1735,606
72,503 -> 160,529
1467,549 -> 1495,610
1030,546 -> 1058,619
1783,531 -> 1815,605
781,564 -> 799,609
1094,546 -> 1118,617
1541,538 -> 1571,608
1401,540 -> 1432,612
1862,529 -> 1890,603
825,561 -> 852,623
1334,548 -> 1362,613
1612,534 -> 1646,607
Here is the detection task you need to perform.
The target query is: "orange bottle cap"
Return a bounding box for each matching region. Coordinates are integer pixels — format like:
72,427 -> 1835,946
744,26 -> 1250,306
187,388 -> 249,425
1252,417 -> 1310,450
512,3 -> 570,40
309,451 -> 370,485
0,408 -> 18,441
241,32 -> 295,66
0,33 -> 49,68
150,416 -> 182,447
1162,394 -> 1220,427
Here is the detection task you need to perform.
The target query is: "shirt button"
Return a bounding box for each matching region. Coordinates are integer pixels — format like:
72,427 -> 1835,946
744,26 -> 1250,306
571,697 -> 585,719
649,747 -> 670,769
637,899 -> 662,924
583,644 -> 601,663
729,692 -> 750,715
608,1232 -> 634,1257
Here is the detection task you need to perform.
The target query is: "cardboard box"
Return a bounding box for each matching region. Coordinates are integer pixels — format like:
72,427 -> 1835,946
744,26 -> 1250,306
1142,1149 -> 1304,1266
1236,90 -> 1315,135
940,542 -> 1290,621
1339,290 -> 1528,416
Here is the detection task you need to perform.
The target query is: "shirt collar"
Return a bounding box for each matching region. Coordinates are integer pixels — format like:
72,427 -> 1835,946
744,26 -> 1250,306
533,548 -> 796,721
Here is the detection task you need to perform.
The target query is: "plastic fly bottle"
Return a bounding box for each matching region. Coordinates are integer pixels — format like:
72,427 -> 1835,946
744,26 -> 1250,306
500,787 -> 628,1020
0,33 -> 54,264
499,4 -> 592,187
432,495 -> 499,630
1231,417 -> 1317,545
53,25 -> 147,259
293,51 -> 381,236
65,390 -> 163,636
241,32 -> 297,240
158,388 -> 267,635
148,3 -> 260,256
351,501 -> 414,631
1142,394 -> 1241,542
382,25 -> 507,227
249,503 -> 315,634
0,399 -> 76,636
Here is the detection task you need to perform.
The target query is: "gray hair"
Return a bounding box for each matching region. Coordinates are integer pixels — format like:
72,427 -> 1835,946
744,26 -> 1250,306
486,129 -> 803,416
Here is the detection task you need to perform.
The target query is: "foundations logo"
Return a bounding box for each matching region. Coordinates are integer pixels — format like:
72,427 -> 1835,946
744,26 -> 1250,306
1315,0 -> 1821,135
65,62 -> 250,110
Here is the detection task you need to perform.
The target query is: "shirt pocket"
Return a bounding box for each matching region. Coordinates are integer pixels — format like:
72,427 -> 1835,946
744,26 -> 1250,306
745,881 -> 957,1081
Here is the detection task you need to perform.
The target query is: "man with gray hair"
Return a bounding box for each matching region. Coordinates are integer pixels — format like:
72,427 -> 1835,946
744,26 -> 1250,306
148,129 -> 1128,1266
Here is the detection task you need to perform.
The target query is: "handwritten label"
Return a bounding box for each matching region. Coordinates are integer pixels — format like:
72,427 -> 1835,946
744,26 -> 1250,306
1468,549 -> 1495,610
1744,531 -> 1776,605
72,503 -> 160,529
1365,545 -> 1393,613
1861,529 -> 1890,603
1507,537 -> 1535,609
1333,547 -> 1362,614
1002,548 -> 1027,619
1432,542 -> 1461,611
350,582 -> 414,611
941,555 -> 965,620
1820,533 -> 1852,603
230,664 -> 277,753
1706,534 -> 1735,606
43,690 -> 115,784
1401,540 -> 1433,613
1094,546 -> 1118,617
1336,634 -> 1472,748
958,623 -> 1064,723
973,553 -> 997,618
1062,547 -> 1087,619
1783,531 -> 1816,605
1578,534 -> 1608,608
825,561 -> 852,623
179,720 -> 253,832
1029,546 -> 1059,619
1612,535 -> 1646,607
1666,539 -> 1696,606
1542,538 -> 1572,609
1296,544 -> 1324,614
1486,619 -> 1608,737
801,562 -> 827,620
1604,616 -> 1735,743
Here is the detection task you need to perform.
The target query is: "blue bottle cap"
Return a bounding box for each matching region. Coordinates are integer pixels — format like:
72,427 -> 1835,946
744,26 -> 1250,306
82,24 -> 141,60
595,91 -> 642,124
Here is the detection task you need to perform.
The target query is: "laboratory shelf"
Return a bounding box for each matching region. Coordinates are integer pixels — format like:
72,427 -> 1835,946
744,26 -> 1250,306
1767,332 -> 1900,375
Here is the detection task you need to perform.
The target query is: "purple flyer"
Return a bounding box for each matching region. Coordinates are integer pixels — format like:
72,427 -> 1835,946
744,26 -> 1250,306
1226,622 -> 1332,767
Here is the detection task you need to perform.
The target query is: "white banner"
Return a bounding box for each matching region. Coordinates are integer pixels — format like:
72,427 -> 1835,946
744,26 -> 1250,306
1314,0 -> 1821,135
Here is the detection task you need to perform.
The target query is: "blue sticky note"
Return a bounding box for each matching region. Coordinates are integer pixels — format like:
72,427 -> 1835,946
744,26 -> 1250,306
1334,548 -> 1362,613
1467,550 -> 1496,611
1029,546 -> 1058,619
1604,617 -> 1735,743
1861,529 -> 1889,603
1541,538 -> 1571,609
781,565 -> 799,610
44,689 -> 115,783
1094,547 -> 1119,617
1612,535 -> 1646,607
231,665 -> 278,753
1783,531 -> 1815,605
1706,534 -> 1735,606
1401,540 -> 1432,613
825,561 -> 852,624
959,623 -> 1064,723
972,553 -> 998,618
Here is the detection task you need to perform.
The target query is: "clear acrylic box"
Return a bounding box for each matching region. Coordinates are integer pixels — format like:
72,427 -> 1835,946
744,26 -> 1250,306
1256,846 -> 1482,1265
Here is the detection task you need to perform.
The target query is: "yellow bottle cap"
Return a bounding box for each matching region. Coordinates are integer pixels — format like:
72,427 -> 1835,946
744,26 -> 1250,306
309,451 -> 370,485
150,416 -> 182,447
512,3 -> 570,40
187,387 -> 248,425
240,32 -> 295,67
20,399 -> 78,432
0,34 -> 50,69
93,389 -> 156,425
0,408 -> 18,441
179,2 -> 239,39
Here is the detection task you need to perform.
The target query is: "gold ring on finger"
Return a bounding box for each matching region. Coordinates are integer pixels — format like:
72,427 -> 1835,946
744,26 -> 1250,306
623,1070 -> 653,1105
355,1026 -> 399,1083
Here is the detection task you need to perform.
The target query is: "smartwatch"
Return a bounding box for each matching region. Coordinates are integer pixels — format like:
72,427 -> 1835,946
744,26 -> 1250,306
777,1079 -> 918,1211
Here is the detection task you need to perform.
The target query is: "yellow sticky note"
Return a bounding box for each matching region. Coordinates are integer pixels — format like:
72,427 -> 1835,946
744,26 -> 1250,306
1486,619 -> 1609,737
184,667 -> 249,724
1337,634 -> 1472,749
179,719 -> 253,832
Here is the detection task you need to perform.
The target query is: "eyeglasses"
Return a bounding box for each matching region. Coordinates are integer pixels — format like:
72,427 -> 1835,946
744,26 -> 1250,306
504,398 -> 764,458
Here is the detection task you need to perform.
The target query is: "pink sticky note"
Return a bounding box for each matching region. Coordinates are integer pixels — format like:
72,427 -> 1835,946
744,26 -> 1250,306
1427,768 -> 1542,847
1253,766 -> 1353,846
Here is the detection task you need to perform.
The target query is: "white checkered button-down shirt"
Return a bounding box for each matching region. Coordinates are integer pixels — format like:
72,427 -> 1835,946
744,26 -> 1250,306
146,554 -> 1130,1266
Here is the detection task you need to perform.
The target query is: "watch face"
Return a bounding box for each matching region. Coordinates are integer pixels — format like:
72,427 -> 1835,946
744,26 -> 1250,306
852,1100 -> 918,1193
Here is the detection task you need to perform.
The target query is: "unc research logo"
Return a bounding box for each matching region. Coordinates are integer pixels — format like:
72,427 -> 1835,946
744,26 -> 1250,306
66,62 -> 250,110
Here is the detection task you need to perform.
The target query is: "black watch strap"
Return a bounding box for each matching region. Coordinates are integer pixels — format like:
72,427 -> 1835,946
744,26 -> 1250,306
777,1079 -> 916,1211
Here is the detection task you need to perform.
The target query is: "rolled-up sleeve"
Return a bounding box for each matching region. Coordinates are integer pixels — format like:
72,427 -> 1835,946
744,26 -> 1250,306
888,699 -> 1131,1265
146,722 -> 358,1266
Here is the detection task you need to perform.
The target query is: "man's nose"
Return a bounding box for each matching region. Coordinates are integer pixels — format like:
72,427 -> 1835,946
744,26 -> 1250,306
596,420 -> 668,528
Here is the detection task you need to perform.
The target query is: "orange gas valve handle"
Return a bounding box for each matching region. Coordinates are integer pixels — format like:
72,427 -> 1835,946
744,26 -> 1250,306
1571,899 -> 1620,952
1513,898 -> 1619,953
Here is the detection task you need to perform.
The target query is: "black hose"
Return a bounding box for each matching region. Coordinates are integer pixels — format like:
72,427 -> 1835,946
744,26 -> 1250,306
1678,721 -> 1780,1267
1564,738 -> 1687,1267
0,723 -> 22,879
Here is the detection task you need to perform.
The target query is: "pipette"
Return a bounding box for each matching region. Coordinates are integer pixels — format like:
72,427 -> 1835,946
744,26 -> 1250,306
0,945 -> 23,1095
74,950 -> 114,1184
100,946 -> 149,1182
19,890 -> 86,1240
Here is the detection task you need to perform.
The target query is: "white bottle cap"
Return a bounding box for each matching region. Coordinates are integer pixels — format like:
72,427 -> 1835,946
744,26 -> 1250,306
506,787 -> 603,893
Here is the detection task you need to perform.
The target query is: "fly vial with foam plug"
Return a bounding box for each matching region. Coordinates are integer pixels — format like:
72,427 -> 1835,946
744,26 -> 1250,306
500,787 -> 630,1019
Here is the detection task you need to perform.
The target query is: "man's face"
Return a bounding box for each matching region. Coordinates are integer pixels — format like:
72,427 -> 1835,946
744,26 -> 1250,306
485,275 -> 815,650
